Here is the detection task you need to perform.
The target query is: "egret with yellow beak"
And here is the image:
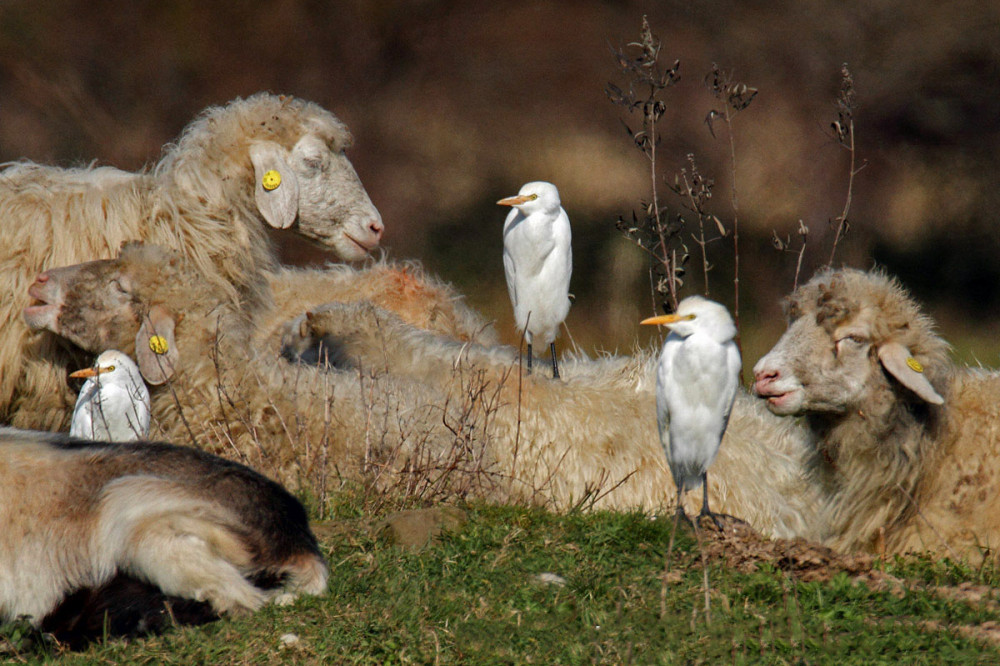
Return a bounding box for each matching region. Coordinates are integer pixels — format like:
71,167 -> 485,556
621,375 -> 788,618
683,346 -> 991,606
497,181 -> 572,378
70,349 -> 151,441
641,295 -> 741,524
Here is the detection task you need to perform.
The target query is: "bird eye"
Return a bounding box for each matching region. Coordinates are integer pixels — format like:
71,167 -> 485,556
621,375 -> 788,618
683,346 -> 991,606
107,365 -> 115,372
527,194 -> 538,201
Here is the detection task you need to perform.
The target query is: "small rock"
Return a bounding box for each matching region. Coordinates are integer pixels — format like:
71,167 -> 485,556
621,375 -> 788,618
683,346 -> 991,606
378,506 -> 468,550
532,572 -> 567,587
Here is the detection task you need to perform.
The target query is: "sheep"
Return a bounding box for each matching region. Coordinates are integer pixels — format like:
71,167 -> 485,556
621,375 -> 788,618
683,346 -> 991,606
752,267 -> 1000,561
22,242 -> 818,540
0,426 -> 328,648
286,301 -> 820,536
258,260 -> 498,362
2,92 -> 383,431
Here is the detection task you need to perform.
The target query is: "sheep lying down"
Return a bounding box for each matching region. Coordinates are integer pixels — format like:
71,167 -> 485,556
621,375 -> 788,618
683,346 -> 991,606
24,243 -> 815,540
2,92 -> 383,432
0,427 -> 327,648
753,268 -> 1000,561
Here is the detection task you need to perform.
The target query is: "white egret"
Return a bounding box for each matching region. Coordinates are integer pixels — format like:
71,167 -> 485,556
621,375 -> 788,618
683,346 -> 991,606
69,349 -> 151,441
641,295 -> 741,525
497,181 -> 572,378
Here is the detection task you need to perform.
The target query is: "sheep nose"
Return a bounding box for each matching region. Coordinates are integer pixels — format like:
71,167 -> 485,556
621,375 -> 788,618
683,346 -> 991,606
369,217 -> 384,241
752,367 -> 779,393
33,272 -> 49,285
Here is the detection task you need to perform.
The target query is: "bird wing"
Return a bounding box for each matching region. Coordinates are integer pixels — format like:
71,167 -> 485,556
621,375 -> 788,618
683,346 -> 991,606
69,380 -> 98,438
657,334 -> 741,489
502,208 -> 521,309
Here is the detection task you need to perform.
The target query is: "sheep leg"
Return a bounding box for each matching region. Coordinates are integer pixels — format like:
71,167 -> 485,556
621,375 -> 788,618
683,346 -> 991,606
550,342 -> 560,379
698,473 -> 725,531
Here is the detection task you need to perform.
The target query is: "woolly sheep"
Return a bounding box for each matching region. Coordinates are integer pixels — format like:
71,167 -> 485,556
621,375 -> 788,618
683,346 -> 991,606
25,244 -> 816,539
3,92 -> 382,430
753,268 -> 1000,561
286,299 -> 817,538
258,260 -> 498,362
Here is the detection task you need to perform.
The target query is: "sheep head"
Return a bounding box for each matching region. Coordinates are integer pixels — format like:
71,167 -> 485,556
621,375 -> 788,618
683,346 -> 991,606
753,269 -> 950,418
158,93 -> 384,262
23,243 -> 209,385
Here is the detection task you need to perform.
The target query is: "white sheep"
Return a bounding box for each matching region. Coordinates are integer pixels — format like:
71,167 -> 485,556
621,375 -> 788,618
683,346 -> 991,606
2,92 -> 383,431
753,268 -> 1000,561
23,243 -> 817,539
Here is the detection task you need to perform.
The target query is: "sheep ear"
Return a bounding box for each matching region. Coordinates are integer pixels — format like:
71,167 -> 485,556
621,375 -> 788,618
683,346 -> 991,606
135,305 -> 179,386
878,341 -> 944,405
250,142 -> 299,229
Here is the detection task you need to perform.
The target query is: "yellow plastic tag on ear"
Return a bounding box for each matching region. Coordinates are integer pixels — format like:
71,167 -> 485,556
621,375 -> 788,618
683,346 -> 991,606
906,357 -> 924,373
149,335 -> 169,355
262,169 -> 282,191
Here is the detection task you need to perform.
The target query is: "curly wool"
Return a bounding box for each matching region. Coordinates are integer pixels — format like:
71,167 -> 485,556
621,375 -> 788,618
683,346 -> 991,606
0,93 -> 357,430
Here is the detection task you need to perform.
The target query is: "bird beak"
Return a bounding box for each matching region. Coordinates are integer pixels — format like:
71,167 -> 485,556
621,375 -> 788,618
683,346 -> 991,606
640,313 -> 696,326
70,365 -> 112,379
497,194 -> 538,207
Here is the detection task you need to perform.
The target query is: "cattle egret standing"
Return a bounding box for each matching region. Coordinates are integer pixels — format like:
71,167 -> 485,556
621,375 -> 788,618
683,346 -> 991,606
70,349 -> 151,441
641,295 -> 741,525
497,181 -> 572,378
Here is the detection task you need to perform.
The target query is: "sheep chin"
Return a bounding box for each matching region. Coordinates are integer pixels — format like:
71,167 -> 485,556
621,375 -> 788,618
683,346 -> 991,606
758,388 -> 805,416
22,302 -> 59,332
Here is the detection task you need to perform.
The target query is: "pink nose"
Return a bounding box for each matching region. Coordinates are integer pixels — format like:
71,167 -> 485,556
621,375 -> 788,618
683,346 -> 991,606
369,218 -> 384,241
33,272 -> 49,285
752,368 -> 779,394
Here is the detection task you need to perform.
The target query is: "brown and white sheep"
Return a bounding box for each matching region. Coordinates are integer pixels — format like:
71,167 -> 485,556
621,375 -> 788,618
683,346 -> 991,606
753,268 -> 1000,561
23,244 -> 816,539
2,92 -> 382,430
0,427 -> 328,648
258,261 -> 498,361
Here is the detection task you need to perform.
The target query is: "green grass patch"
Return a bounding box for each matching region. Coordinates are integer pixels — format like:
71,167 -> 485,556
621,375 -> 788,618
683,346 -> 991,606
8,503 -> 1000,664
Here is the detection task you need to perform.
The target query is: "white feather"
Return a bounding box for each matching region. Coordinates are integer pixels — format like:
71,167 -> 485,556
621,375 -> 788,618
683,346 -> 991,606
649,296 -> 741,503
70,350 -> 151,442
499,181 -> 572,349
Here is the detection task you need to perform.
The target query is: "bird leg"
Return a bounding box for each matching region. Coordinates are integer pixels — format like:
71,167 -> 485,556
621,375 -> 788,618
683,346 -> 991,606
665,487 -> 685,571
698,472 -> 725,531
550,342 -> 560,379
526,343 -> 533,375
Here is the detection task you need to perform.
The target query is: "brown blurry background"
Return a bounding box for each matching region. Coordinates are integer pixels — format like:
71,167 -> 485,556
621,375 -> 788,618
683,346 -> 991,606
2,0 -> 999,367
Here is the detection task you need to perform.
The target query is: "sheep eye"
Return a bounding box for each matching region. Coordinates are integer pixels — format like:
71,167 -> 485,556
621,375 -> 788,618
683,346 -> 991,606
835,334 -> 869,356
303,156 -> 324,170
111,279 -> 128,295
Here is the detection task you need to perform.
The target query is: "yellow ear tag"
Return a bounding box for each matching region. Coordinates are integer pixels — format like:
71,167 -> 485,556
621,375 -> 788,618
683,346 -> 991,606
262,169 -> 282,191
148,335 -> 169,355
906,357 -> 924,373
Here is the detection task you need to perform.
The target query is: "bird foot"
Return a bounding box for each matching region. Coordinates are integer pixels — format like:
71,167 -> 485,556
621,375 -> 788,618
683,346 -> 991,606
697,511 -> 747,533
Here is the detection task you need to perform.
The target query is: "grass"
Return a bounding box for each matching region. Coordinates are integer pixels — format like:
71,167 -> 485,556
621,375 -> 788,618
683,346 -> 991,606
13,502 -> 1000,664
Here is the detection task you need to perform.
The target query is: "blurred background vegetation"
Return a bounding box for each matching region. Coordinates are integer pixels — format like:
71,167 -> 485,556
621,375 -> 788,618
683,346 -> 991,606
2,0 -> 998,366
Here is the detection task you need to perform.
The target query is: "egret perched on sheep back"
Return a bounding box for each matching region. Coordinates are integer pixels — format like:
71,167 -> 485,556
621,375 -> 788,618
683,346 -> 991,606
497,181 -> 572,378
641,295 -> 741,525
70,349 -> 151,441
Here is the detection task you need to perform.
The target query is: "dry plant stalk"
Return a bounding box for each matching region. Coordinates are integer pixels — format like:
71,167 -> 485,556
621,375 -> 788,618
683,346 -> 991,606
771,63 -> 863,285
771,220 -> 810,290
827,63 -> 865,267
669,154 -> 726,296
607,16 -> 684,313
704,64 -> 757,337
